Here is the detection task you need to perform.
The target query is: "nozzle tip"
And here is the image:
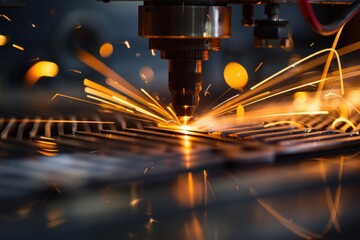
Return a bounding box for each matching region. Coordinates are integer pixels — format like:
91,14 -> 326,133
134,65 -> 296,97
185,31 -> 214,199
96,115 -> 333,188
179,116 -> 192,125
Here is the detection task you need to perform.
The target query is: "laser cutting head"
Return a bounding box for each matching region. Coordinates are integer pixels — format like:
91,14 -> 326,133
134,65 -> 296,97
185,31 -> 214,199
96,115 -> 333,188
139,3 -> 231,122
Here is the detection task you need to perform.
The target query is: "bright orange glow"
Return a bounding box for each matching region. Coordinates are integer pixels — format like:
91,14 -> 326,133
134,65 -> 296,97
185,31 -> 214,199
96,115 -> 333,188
223,62 -> 248,90
0,35 -> 7,46
24,61 -> 59,86
237,105 -> 245,118
99,42 -> 113,58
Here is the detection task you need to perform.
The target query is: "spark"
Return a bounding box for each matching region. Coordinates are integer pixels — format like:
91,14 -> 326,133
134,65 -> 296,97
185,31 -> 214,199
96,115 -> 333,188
141,88 -> 173,119
167,106 -> 180,123
204,84 -> 212,96
252,193 -> 322,239
144,168 -> 148,174
12,44 -> 24,51
31,23 -> 36,28
48,93 -> 104,107
310,42 -> 315,47
332,117 -> 357,130
65,69 -> 82,74
151,49 -> 156,56
124,40 -> 131,48
29,57 -> 40,62
52,183 -> 62,194
254,61 -> 263,72
264,121 -> 306,129
1,13 -> 11,22
77,50 -> 176,124
251,48 -> 343,95
325,92 -> 360,115
212,94 -> 239,110
250,111 -> 328,118
316,25 -> 344,100
129,198 -> 142,207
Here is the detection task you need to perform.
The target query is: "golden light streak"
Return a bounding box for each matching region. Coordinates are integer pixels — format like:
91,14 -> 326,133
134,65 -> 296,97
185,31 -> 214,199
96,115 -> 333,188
167,106 -> 180,123
77,50 -> 164,117
332,117 -> 356,130
141,88 -> 174,120
254,61 -> 263,72
310,42 -> 315,47
31,23 -> 36,28
113,96 -> 168,123
24,61 -> 58,86
212,94 -> 239,110
318,159 -> 343,234
1,14 -> 11,22
0,35 -> 7,46
253,195 -> 322,239
48,93 -> 106,108
12,44 -> 24,51
251,48 -> 343,95
245,111 -> 329,120
243,77 -> 333,107
264,121 -> 306,129
203,42 -> 360,120
86,94 -> 133,113
316,26 -> 344,100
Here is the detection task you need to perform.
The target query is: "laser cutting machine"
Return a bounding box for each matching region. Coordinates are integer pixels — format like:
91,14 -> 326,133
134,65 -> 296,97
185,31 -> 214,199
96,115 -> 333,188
0,1 -> 360,240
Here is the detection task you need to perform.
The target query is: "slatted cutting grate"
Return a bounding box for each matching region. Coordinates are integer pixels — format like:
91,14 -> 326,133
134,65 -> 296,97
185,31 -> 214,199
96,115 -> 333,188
1,113 -> 360,199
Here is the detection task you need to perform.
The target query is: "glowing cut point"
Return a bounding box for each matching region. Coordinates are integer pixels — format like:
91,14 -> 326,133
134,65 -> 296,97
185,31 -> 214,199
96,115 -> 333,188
180,116 -> 192,125
99,43 -> 113,58
24,61 -> 59,86
224,62 -> 248,90
0,35 -> 7,46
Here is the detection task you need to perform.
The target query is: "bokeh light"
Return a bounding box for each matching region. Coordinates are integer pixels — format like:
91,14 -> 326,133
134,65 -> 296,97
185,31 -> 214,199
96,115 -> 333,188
0,35 -> 7,46
223,62 -> 248,90
99,42 -> 114,58
139,66 -> 155,83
